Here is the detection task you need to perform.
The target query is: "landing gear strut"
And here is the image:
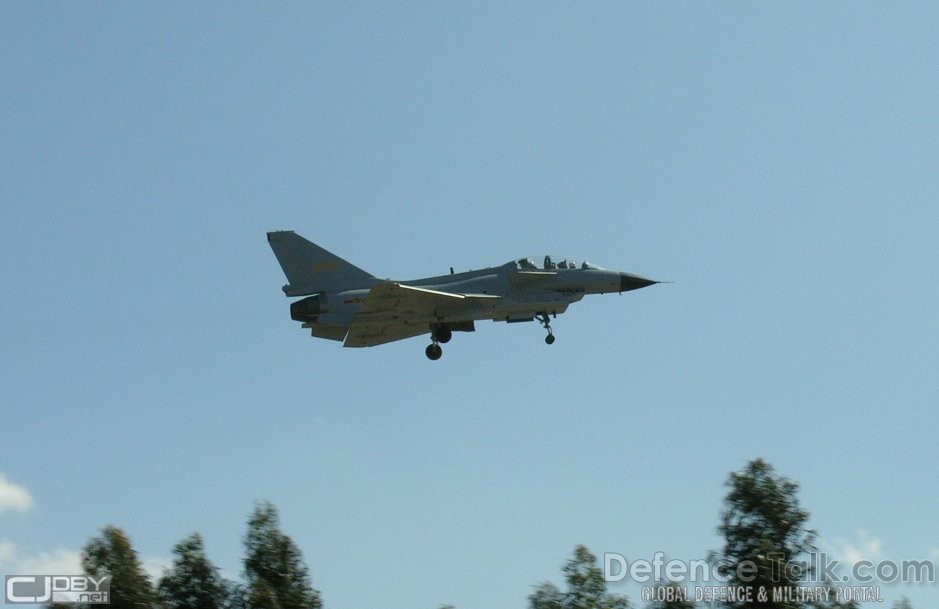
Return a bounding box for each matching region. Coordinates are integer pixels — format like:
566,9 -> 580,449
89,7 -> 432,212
424,326 -> 453,361
537,312 -> 556,345
426,326 -> 450,360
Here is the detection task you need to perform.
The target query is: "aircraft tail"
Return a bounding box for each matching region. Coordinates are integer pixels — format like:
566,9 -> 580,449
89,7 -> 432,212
267,231 -> 375,296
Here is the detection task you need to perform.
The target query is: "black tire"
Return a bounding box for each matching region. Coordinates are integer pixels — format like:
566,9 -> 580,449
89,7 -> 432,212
425,343 -> 443,360
433,327 -> 452,343
545,334 -> 556,345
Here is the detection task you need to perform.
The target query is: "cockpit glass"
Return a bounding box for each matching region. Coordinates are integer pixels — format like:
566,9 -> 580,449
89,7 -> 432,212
512,256 -> 602,271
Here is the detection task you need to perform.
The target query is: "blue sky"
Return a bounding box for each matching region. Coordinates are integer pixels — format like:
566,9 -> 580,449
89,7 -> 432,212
2,3 -> 937,609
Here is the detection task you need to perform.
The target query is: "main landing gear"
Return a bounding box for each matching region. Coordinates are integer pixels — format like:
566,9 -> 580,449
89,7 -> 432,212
536,312 -> 556,345
425,326 -> 452,360
424,317 -> 556,360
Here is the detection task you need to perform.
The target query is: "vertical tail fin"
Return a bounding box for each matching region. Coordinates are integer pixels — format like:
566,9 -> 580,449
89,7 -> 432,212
267,231 -> 375,296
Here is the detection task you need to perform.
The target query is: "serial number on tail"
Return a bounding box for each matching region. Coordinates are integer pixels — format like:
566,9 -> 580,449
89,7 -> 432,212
311,261 -> 342,272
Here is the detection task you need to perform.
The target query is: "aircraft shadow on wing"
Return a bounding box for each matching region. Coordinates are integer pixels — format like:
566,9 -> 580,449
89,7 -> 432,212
267,231 -> 659,360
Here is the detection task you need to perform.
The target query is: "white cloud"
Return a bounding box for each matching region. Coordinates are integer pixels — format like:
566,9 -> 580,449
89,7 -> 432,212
0,539 -> 82,575
0,473 -> 33,515
0,539 -> 16,565
0,539 -> 170,586
141,554 -> 172,584
828,529 -> 885,566
16,547 -> 82,575
0,477 -> 168,583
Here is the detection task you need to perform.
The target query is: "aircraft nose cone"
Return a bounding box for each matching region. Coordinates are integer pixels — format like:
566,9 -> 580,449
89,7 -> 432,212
619,272 -> 657,292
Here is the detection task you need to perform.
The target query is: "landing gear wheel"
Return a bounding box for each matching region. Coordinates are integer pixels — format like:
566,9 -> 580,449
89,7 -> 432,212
537,312 -> 556,345
425,343 -> 443,360
432,326 -> 452,344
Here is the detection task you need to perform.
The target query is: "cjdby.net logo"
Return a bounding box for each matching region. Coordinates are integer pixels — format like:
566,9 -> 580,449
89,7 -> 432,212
4,575 -> 111,604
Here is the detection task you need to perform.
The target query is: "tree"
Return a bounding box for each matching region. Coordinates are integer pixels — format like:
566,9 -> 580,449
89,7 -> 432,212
243,502 -> 321,609
529,545 -> 630,609
158,533 -> 228,609
529,582 -> 565,609
82,526 -> 156,609
714,458 -> 816,609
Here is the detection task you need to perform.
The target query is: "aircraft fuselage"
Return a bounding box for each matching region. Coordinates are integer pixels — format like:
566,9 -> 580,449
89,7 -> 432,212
303,262 -> 649,334
268,231 -> 658,359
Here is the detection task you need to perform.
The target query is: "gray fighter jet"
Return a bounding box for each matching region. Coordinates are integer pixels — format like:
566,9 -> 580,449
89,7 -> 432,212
268,231 -> 659,360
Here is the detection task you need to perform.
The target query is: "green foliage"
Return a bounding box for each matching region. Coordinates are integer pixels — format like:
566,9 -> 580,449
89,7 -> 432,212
158,533 -> 228,609
891,597 -> 913,609
243,502 -> 322,609
529,545 -> 630,609
529,582 -> 565,609
82,526 -> 156,609
55,460 -> 877,609
715,458 -> 817,609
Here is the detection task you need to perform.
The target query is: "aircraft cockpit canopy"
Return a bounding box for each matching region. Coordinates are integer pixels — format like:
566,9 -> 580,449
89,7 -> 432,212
513,256 -> 602,271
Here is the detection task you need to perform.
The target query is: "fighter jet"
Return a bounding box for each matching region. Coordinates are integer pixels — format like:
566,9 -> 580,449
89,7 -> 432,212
268,231 -> 659,360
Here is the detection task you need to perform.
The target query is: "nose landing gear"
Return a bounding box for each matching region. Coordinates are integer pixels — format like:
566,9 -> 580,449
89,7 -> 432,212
536,312 -> 556,345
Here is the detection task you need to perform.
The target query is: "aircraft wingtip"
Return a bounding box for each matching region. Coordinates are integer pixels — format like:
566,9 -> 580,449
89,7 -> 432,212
267,230 -> 296,241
